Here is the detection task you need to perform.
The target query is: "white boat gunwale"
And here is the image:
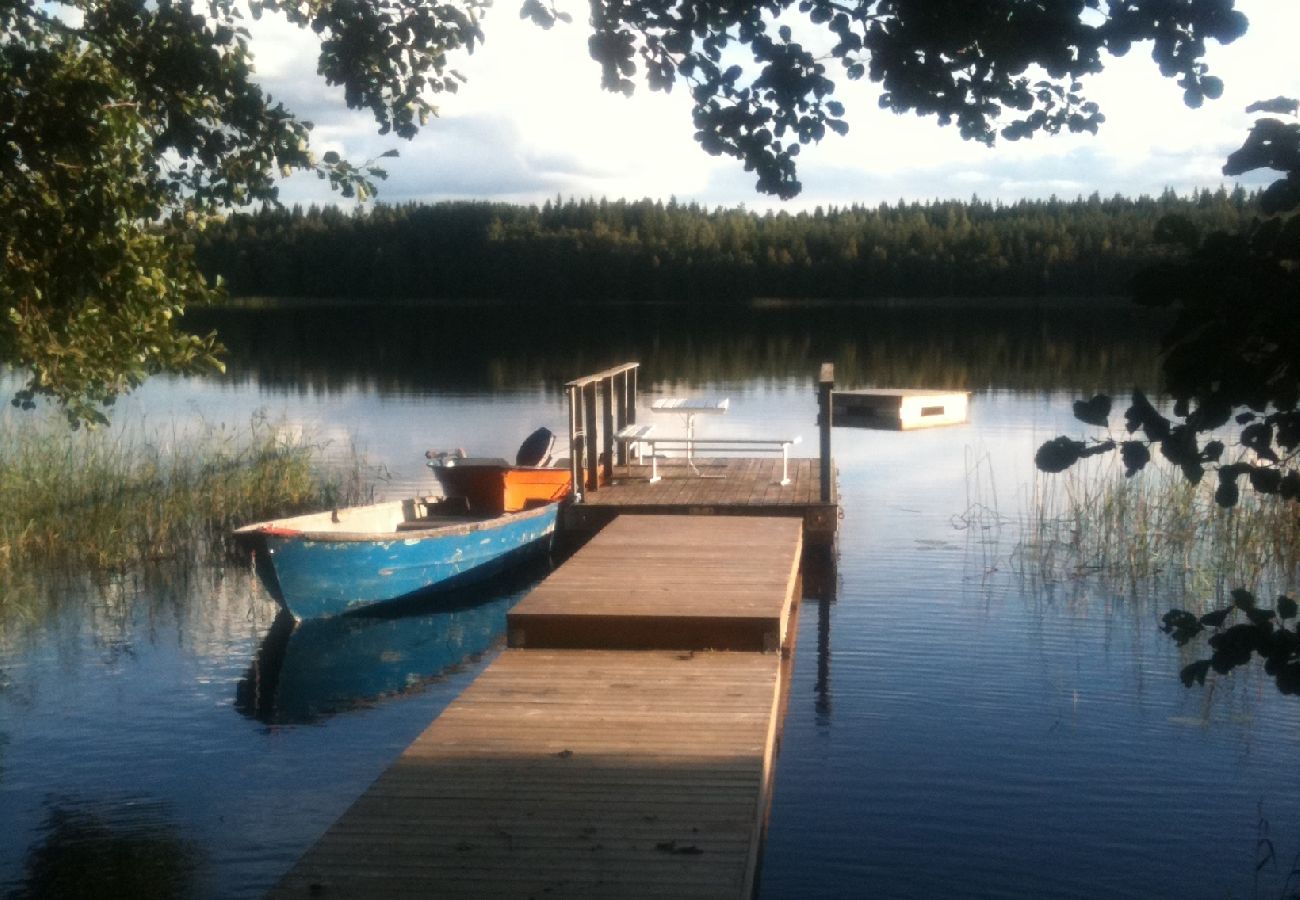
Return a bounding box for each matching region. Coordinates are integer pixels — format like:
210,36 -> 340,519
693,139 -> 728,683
234,498 -> 560,543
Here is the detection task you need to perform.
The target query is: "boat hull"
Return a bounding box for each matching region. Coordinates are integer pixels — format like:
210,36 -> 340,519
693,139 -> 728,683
248,502 -> 559,620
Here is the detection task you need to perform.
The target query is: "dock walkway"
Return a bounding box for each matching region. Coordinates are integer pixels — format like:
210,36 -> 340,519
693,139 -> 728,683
565,458 -> 837,547
510,515 -> 800,652
269,515 -> 804,899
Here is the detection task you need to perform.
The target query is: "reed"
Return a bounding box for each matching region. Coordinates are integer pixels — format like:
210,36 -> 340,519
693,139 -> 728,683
0,411 -> 370,575
1015,452 -> 1300,607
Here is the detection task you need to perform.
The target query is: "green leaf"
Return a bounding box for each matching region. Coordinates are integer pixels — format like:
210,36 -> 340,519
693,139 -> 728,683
1034,436 -> 1086,474
1245,97 -> 1299,115
1199,608 -> 1232,628
1214,479 -> 1239,508
1180,659 -> 1212,687
1232,589 -> 1258,612
1120,441 -> 1149,476
1072,394 -> 1112,427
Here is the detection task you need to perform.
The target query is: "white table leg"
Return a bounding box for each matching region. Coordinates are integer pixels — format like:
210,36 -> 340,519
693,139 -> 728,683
686,413 -> 701,476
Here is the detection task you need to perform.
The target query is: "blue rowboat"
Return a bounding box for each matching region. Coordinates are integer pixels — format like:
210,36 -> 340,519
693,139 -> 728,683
235,428 -> 572,620
235,498 -> 560,620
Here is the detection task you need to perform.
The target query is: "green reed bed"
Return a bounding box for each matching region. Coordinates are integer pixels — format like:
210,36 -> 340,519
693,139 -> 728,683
1016,454 -> 1300,606
0,412 -> 369,575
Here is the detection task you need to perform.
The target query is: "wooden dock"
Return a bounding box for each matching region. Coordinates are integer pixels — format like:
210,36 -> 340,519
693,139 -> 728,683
559,363 -> 839,548
268,515 -> 804,899
564,458 -> 837,547
509,515 -> 801,651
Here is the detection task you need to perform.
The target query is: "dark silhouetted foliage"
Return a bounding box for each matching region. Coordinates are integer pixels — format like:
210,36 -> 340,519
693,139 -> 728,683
1,0 -> 1254,421
1034,98 -> 1300,693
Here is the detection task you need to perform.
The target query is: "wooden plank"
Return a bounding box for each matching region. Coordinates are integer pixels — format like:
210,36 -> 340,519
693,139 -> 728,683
269,503 -> 806,900
268,649 -> 787,900
585,382 -> 600,492
510,515 -> 802,652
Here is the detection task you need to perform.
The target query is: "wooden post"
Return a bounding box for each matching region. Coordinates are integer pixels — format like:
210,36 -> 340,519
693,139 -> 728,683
627,366 -> 637,427
818,362 -> 834,503
584,382 -> 599,493
567,384 -> 583,501
601,375 -> 615,473
613,371 -> 628,466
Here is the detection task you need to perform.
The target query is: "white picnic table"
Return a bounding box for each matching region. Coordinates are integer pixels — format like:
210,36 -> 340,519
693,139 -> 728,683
617,397 -> 799,486
650,396 -> 730,474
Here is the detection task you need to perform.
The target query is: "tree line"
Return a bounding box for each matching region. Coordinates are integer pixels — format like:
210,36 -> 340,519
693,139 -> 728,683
194,190 -> 1258,302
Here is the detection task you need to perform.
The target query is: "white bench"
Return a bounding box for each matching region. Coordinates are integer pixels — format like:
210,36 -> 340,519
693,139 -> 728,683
637,434 -> 802,486
615,423 -> 657,467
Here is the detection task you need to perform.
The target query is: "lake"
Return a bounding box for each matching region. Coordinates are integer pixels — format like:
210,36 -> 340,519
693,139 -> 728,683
2,301 -> 1298,899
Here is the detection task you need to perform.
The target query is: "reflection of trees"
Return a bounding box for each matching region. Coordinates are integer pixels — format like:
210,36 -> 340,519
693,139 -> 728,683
7,802 -> 200,900
194,303 -> 1167,397
0,565 -> 278,675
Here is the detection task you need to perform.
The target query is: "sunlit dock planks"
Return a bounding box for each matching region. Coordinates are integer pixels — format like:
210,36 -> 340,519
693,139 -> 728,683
268,515 -> 804,899
267,650 -> 789,899
564,457 -> 838,547
510,515 -> 801,652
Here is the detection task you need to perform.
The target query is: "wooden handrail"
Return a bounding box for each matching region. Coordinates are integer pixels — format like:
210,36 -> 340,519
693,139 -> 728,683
567,362 -> 640,497
565,362 -> 640,389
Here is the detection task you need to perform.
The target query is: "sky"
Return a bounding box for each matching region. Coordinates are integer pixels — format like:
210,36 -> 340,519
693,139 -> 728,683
247,1 -> 1300,212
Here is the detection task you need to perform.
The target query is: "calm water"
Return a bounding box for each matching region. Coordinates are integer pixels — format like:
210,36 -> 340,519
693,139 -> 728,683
2,303 -> 1298,899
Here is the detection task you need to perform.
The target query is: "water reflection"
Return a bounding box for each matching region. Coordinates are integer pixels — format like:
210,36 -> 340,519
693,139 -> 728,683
7,307 -> 1300,900
235,564 -> 543,725
191,301 -> 1169,395
814,597 -> 832,725
8,800 -> 199,900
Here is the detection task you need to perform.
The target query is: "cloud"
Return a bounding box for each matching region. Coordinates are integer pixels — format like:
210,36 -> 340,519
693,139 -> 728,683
247,0 -> 1300,210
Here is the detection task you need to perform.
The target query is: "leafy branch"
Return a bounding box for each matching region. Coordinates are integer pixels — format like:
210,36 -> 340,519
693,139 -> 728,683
1034,97 -> 1300,694
1162,589 -> 1300,694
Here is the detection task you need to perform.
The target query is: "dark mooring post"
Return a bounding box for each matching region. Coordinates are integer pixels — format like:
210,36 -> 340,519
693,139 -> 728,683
818,362 -> 834,503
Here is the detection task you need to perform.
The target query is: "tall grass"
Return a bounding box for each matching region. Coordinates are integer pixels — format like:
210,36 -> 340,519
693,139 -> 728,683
1016,453 -> 1300,607
0,412 -> 370,575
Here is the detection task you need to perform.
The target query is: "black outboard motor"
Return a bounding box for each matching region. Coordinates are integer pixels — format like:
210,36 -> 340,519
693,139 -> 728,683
515,427 -> 555,468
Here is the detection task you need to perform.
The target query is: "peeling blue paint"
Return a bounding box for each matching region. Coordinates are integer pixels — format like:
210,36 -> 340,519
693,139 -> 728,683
259,504 -> 559,619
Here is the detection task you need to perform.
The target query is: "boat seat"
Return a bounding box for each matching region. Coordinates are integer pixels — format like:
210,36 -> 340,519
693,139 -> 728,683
421,496 -> 470,516
516,427 -> 555,467
395,514 -> 493,531
615,423 -> 655,467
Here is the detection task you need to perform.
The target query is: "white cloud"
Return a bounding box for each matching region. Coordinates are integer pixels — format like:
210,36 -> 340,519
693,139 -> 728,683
247,0 -> 1300,210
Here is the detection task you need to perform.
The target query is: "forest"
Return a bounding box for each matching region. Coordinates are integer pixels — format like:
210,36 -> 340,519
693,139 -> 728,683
195,189 -> 1258,302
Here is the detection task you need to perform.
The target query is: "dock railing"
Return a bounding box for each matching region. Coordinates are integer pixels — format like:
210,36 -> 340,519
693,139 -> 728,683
567,361 -> 840,504
566,362 -> 639,500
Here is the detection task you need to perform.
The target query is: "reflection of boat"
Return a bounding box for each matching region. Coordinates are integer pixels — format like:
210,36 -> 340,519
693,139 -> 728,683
235,429 -> 570,619
235,577 -> 530,724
